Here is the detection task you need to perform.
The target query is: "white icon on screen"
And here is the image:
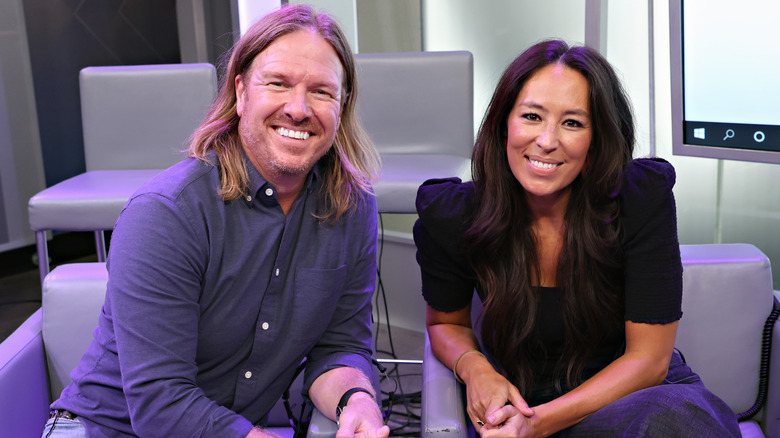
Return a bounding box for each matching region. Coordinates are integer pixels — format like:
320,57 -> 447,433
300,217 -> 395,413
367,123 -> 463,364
754,131 -> 766,143
694,128 -> 706,139
723,129 -> 735,141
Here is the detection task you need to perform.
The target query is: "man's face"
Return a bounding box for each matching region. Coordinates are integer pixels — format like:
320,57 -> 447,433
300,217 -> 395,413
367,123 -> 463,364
235,29 -> 344,184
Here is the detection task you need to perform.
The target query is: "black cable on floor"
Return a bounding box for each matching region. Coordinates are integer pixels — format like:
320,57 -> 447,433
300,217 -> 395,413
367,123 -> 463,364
373,212 -> 421,436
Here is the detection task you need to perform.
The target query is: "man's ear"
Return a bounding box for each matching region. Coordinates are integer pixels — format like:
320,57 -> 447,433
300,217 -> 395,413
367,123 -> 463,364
235,74 -> 245,117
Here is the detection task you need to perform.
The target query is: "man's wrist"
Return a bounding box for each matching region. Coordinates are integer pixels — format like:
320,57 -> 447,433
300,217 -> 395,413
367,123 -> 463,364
336,387 -> 374,424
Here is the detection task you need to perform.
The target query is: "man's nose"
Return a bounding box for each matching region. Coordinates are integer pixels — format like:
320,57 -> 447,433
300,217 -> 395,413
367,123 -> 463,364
284,87 -> 312,121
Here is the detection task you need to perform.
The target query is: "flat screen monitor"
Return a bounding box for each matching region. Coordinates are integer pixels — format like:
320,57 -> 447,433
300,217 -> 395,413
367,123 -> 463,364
670,0 -> 780,164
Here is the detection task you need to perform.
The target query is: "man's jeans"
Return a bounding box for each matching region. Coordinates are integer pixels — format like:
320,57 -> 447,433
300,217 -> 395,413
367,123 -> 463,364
41,416 -> 87,438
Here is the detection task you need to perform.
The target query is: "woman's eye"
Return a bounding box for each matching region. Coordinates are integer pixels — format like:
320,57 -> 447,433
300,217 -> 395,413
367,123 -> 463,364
563,119 -> 584,128
522,113 -> 540,121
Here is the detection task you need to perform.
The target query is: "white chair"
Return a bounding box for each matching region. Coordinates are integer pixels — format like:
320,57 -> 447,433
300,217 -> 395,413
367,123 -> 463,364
28,63 -> 217,284
354,51 -> 474,214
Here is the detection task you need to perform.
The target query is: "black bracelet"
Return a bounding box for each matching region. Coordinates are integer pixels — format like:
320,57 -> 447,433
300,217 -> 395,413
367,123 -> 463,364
335,387 -> 373,424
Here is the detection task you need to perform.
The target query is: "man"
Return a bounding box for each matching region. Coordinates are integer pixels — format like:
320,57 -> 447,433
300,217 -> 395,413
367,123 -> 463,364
43,5 -> 389,438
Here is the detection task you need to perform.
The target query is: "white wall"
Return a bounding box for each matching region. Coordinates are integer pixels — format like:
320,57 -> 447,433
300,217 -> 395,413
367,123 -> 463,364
290,0 -> 358,51
422,0 -> 586,139
235,0 -> 358,51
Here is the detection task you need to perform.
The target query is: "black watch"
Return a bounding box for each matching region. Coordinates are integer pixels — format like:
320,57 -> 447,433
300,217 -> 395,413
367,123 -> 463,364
335,387 -> 373,425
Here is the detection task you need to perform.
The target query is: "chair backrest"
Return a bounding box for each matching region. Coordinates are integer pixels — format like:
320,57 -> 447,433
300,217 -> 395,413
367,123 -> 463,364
42,263 -> 108,400
676,243 -> 774,415
354,51 -> 473,158
79,63 -> 217,171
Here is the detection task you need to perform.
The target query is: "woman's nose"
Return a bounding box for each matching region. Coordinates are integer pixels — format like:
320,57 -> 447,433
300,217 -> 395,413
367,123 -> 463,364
536,124 -> 559,151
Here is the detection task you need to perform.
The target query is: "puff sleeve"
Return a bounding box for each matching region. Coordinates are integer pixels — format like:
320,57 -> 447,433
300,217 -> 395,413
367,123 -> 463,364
619,158 -> 683,323
414,178 -> 478,312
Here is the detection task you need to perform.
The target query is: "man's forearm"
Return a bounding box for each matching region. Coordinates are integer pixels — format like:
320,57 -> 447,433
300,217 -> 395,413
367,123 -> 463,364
310,365 -> 389,438
309,366 -> 376,421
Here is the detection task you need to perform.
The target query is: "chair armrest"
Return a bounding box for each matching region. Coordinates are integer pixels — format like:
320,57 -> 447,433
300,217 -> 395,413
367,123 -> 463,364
0,309 -> 51,436
422,332 -> 468,438
306,407 -> 338,437
764,290 -> 780,438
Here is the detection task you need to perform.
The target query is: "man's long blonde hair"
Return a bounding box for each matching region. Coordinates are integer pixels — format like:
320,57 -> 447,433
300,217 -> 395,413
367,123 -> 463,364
189,4 -> 379,221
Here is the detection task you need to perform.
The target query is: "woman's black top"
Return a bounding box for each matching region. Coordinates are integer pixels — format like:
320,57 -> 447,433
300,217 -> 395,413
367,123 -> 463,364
413,158 -> 683,400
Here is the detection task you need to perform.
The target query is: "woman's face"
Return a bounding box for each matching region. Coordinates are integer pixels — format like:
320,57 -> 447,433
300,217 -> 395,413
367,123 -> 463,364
505,63 -> 592,206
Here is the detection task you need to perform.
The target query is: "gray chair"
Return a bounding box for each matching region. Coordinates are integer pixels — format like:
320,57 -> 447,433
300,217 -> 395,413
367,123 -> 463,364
0,263 -> 338,437
421,244 -> 780,438
354,51 -> 474,214
28,63 -> 217,284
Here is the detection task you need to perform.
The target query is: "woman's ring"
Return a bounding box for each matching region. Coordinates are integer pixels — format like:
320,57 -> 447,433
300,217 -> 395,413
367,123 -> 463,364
476,420 -> 485,427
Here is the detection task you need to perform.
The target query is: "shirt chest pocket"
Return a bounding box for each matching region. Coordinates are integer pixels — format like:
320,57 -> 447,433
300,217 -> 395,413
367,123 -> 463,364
292,265 -> 347,344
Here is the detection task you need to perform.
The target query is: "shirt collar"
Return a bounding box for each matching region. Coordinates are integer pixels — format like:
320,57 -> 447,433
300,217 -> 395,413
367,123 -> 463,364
241,149 -> 321,205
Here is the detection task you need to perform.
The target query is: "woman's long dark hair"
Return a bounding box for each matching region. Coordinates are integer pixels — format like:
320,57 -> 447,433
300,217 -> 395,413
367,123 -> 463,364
465,39 -> 635,394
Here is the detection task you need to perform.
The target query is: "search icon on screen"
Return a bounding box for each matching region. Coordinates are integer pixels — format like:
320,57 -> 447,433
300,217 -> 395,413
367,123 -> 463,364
723,129 -> 735,141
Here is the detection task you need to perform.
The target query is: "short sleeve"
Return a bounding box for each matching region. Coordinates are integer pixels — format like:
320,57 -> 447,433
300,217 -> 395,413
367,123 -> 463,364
620,158 -> 683,323
414,178 -> 478,312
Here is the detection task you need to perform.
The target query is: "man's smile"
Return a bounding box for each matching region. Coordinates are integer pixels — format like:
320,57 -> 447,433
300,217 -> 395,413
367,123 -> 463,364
275,126 -> 311,140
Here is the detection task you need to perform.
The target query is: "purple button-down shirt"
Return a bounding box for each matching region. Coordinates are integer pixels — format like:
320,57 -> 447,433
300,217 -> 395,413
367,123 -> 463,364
52,154 -> 378,437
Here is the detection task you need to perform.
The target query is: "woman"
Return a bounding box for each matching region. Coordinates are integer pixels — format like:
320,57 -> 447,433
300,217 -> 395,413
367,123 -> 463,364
414,39 -> 740,437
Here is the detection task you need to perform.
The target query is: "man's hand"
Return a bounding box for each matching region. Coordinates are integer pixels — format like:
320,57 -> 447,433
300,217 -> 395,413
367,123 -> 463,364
309,367 -> 389,438
335,391 -> 390,438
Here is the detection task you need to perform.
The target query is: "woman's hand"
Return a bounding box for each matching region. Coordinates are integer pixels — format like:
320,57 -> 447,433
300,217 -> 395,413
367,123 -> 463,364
459,356 -> 534,431
479,405 -> 543,438
426,305 -> 535,431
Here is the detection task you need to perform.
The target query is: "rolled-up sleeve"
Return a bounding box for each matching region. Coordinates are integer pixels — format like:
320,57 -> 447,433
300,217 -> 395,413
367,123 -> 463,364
303,195 -> 378,392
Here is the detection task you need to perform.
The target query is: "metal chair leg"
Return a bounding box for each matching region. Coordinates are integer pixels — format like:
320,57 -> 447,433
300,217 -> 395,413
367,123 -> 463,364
95,230 -> 107,262
36,230 -> 50,286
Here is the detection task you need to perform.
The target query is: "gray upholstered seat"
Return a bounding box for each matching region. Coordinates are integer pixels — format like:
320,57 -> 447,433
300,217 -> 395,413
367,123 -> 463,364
354,51 -> 474,214
28,63 -> 217,284
421,244 -> 780,438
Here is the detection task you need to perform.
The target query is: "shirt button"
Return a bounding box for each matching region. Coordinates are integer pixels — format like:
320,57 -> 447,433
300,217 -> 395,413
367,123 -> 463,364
245,195 -> 252,202
244,371 -> 252,379
275,268 -> 280,277
265,188 -> 274,196
262,322 -> 270,330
